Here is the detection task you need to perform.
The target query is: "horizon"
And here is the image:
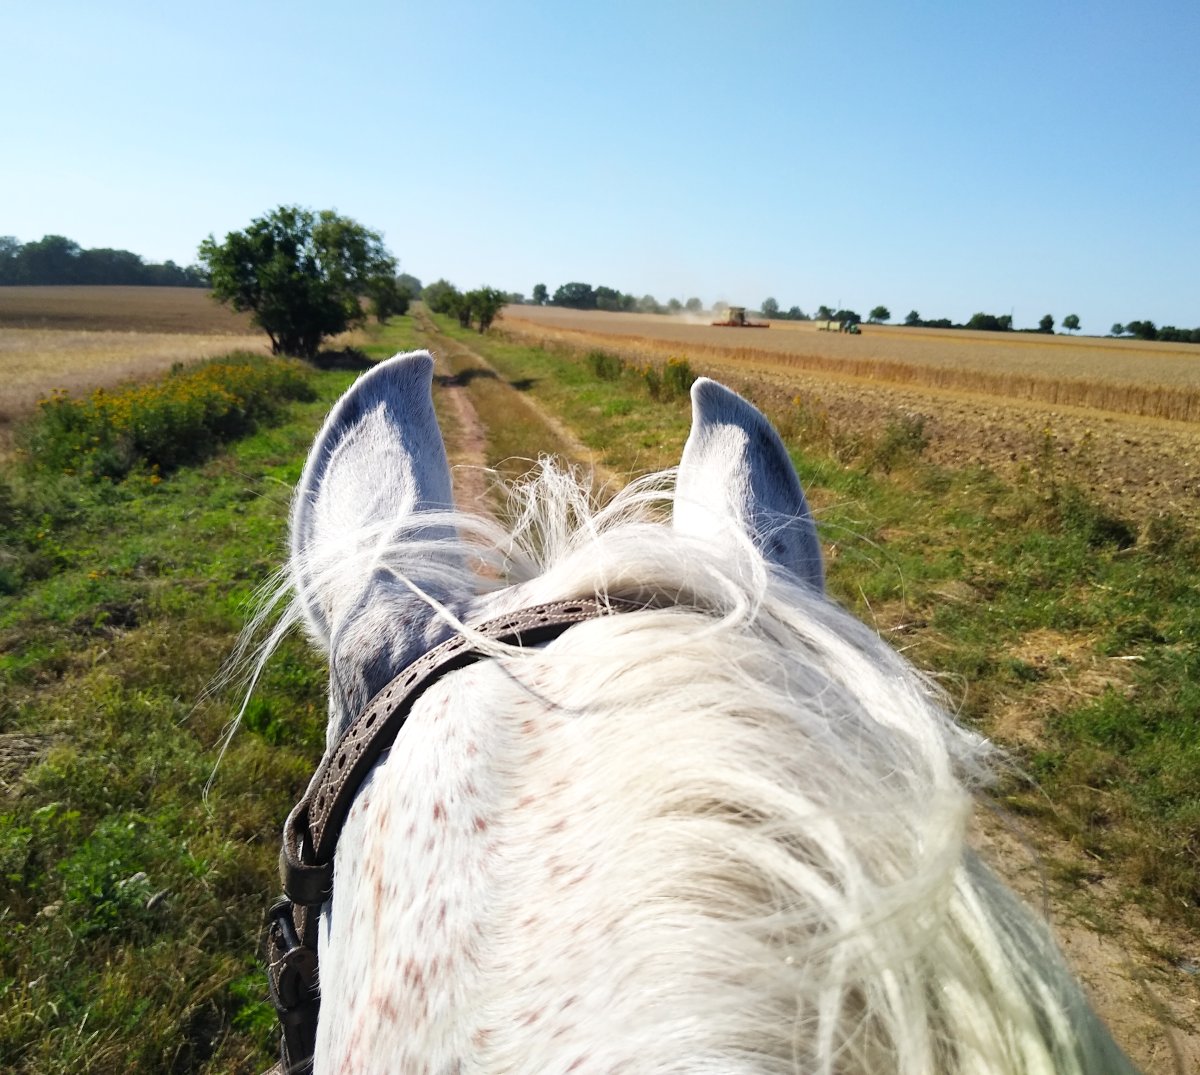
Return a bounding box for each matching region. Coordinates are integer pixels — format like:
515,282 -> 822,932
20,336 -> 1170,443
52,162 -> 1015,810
3,1 -> 1197,337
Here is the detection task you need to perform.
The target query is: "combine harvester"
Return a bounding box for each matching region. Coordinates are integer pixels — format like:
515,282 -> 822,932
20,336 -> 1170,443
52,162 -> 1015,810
711,306 -> 769,328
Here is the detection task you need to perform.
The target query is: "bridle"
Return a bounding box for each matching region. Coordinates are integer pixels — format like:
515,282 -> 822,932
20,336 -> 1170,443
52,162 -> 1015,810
263,596 -> 645,1075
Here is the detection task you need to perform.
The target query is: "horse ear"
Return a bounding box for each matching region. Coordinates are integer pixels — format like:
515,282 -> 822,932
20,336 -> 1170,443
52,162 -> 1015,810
673,378 -> 824,591
290,351 -> 465,658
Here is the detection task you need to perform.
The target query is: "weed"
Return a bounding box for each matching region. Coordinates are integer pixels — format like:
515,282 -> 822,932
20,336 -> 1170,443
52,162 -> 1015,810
22,353 -> 316,482
641,356 -> 696,402
868,413 -> 929,473
585,349 -> 625,381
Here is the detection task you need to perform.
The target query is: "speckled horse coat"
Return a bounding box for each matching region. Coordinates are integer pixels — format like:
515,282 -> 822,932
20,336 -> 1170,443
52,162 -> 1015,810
269,351 -> 1136,1074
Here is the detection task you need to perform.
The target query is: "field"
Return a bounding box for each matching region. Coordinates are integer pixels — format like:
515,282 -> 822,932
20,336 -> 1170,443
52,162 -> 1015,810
0,286 -> 256,334
502,305 -> 1200,422
1,289 -> 1196,1071
500,306 -> 1200,525
0,289 -> 265,460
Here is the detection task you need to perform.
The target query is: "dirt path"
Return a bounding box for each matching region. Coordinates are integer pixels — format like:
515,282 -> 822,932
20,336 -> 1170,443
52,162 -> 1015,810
418,319 -> 1195,1071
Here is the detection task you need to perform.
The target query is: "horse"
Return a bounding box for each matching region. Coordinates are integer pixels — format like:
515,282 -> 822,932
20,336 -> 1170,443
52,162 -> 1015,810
254,350 -> 1137,1073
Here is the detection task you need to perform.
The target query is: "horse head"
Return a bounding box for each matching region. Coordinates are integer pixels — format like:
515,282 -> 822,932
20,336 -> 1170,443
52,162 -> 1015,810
266,350 -> 1136,1074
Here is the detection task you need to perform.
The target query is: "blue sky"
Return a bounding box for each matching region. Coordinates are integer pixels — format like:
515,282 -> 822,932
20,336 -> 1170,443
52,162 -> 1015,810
4,1 -> 1197,333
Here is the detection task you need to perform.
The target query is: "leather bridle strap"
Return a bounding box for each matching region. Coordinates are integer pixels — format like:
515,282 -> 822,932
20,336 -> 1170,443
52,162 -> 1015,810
264,596 -> 646,1075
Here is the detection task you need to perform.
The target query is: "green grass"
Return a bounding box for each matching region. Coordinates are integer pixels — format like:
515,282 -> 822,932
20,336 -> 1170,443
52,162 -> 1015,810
0,349 -> 370,1072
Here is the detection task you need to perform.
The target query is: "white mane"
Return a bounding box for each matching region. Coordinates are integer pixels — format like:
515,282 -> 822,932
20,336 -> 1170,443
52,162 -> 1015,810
258,352 -> 1137,1073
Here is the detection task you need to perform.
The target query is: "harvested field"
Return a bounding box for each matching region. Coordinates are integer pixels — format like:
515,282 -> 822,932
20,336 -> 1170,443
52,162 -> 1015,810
0,285 -> 255,334
502,306 -> 1200,423
0,328 -> 268,460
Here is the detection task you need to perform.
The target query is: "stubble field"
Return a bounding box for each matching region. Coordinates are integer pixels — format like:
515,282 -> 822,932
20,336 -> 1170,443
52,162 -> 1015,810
0,289 -> 265,459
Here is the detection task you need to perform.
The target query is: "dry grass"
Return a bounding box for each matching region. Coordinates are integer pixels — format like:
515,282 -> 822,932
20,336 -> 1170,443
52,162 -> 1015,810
0,328 -> 268,459
502,307 -> 1200,423
0,286 -> 255,334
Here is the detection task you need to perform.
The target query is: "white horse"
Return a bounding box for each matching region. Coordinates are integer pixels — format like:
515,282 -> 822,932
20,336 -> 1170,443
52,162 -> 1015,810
259,350 -> 1137,1073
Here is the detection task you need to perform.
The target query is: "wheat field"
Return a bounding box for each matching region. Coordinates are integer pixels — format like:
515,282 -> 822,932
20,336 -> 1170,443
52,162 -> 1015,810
502,307 -> 1200,422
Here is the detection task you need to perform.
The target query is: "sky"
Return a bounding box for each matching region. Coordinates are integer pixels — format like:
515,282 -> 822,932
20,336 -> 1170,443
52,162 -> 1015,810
3,0 -> 1197,334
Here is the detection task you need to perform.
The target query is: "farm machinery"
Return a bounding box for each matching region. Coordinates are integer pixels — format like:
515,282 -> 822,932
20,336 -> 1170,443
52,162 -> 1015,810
711,306 -> 769,327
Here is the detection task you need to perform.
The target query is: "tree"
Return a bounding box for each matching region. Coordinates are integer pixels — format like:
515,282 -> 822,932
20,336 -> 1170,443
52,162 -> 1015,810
531,283 -> 549,306
552,282 -> 596,309
786,306 -> 808,321
816,304 -> 834,321
396,272 -> 423,300
761,297 -> 780,318
198,206 -> 397,358
366,276 -> 410,323
667,297 -> 683,313
468,287 -> 507,332
1062,313 -> 1080,333
869,305 -> 890,323
833,309 -> 861,325
685,297 -> 703,313
1038,314 -> 1055,334
1111,323 -> 1125,337
595,285 -> 625,312
904,310 -> 921,326
966,312 -> 1012,332
422,278 -> 461,314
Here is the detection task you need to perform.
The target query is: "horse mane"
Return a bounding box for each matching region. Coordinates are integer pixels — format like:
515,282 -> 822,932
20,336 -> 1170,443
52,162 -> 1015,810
249,457 -> 1137,1073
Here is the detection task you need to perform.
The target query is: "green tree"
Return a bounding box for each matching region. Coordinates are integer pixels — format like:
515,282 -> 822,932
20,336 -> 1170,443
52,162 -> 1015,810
869,305 -> 890,323
1111,323 -> 1125,336
685,297 -> 702,313
904,310 -> 921,326
422,278 -> 461,313
366,276 -> 410,323
761,297 -> 780,318
552,282 -> 596,309
816,304 -> 834,321
396,272 -> 423,300
1062,313 -> 1080,333
198,206 -> 397,358
468,287 -> 507,332
531,283 -> 549,305
1038,314 -> 1055,334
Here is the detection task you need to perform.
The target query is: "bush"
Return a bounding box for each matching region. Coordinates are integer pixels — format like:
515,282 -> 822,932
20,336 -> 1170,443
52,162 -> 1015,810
643,357 -> 696,402
586,350 -> 625,381
868,413 -> 929,472
23,354 -> 316,481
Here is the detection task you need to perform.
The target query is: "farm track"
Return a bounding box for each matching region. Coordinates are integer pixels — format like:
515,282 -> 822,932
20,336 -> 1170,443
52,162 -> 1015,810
412,317 -> 1198,1074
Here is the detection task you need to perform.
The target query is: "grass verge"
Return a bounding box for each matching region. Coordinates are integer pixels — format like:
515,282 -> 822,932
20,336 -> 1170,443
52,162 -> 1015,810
0,341 -> 408,1071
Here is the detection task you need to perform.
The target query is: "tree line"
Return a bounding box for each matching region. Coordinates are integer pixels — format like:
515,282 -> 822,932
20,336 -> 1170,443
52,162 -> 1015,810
421,279 -> 508,333
525,281 -> 706,315
0,234 -> 210,287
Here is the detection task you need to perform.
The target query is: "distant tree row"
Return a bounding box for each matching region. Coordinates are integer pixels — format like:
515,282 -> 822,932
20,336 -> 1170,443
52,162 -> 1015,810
1112,320 -> 1200,343
899,310 -> 1083,335
422,279 -> 507,333
0,234 -> 209,287
526,281 -> 705,316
